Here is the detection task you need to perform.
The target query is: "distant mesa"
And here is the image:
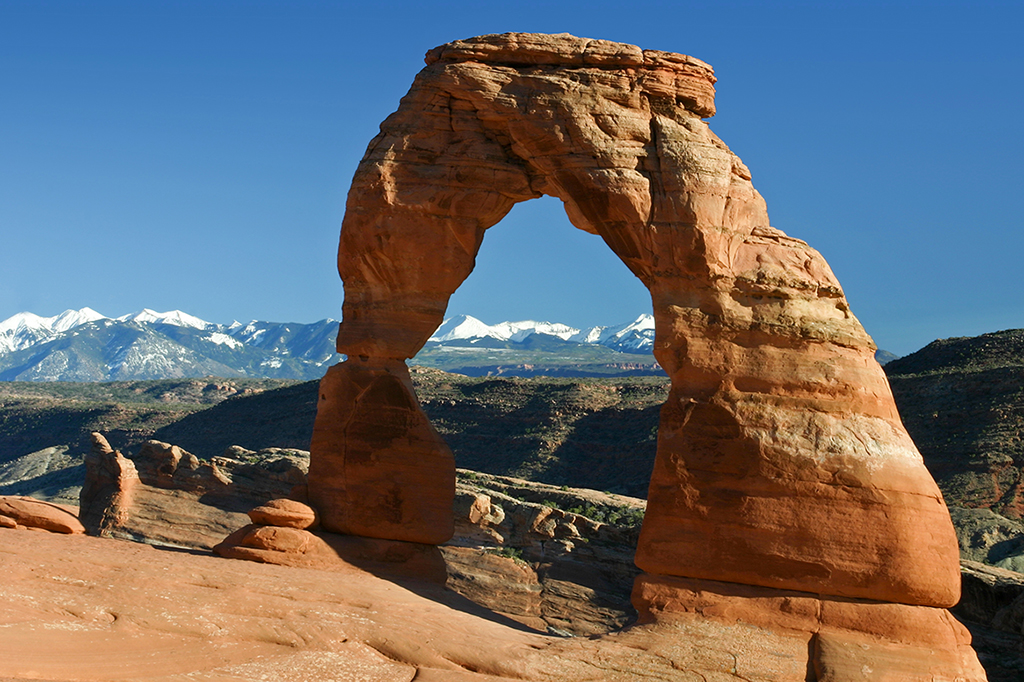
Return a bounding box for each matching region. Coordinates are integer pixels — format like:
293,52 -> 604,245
875,348 -> 900,365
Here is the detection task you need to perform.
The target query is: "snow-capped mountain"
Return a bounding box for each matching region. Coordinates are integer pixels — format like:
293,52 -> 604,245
0,307 -> 108,353
116,309 -> 211,330
429,313 -> 655,354
0,308 -> 662,381
0,308 -> 342,382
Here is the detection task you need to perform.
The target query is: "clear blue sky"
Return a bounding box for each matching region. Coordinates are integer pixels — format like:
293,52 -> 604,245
1,1 -> 1021,356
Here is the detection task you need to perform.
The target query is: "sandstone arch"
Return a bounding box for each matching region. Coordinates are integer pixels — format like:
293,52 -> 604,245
309,33 -> 960,610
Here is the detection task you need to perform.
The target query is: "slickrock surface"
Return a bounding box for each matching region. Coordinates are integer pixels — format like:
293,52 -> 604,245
311,31 -> 960,610
0,529 -> 988,681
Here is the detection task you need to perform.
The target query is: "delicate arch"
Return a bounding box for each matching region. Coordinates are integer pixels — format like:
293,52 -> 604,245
309,33 -> 960,609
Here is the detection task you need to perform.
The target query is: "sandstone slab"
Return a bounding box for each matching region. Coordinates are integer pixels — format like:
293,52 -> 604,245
0,530 -> 987,681
632,572 -> 986,680
0,495 -> 84,534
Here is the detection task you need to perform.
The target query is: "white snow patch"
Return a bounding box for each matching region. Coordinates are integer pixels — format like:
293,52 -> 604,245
50,307 -> 107,333
207,332 -> 242,349
0,308 -> 107,335
0,308 -> 110,354
430,313 -> 654,350
569,314 -> 655,349
117,309 -> 211,329
430,315 -> 580,343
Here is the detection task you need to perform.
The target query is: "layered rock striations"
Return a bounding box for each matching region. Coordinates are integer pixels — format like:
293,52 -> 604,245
309,32 -> 977,678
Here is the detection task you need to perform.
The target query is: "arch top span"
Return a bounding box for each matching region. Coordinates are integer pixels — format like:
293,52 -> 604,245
310,33 -> 962,612
336,33 -> 764,361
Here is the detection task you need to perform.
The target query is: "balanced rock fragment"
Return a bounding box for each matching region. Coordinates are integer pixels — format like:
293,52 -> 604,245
248,498 -> 319,529
214,523 -> 447,583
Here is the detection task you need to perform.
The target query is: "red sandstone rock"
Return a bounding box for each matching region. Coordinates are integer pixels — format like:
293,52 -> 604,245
79,434 -> 306,549
214,523 -> 448,584
311,31 -> 960,611
0,496 -> 84,534
308,359 -> 455,544
631,572 -> 986,680
0,530 -> 986,681
78,432 -> 138,535
248,498 -> 319,529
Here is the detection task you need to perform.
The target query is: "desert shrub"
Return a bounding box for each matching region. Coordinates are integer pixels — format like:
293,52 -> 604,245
490,546 -> 525,563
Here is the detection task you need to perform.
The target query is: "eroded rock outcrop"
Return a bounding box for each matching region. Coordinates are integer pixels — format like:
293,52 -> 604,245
443,471 -> 646,635
80,435 -> 307,548
307,32 -> 975,678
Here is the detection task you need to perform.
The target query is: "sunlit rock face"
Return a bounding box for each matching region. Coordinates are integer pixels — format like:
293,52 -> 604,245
309,32 -> 960,608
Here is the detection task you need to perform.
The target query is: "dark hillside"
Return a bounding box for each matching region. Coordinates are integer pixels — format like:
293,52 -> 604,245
886,329 -> 1024,517
886,329 -> 1024,376
0,378 -> 297,462
151,368 -> 669,498
413,369 -> 667,496
152,381 -> 320,456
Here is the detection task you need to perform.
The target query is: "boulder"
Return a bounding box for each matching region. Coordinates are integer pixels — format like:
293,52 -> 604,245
248,498 -> 318,529
214,523 -> 448,584
0,495 -> 84,534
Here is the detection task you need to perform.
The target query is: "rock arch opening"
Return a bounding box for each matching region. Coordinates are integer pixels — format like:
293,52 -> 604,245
309,32 -> 961,615
438,194 -> 653,340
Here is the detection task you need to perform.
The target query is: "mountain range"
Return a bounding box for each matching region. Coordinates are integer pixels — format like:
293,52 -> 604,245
0,308 -> 664,381
428,313 -> 655,354
0,308 -> 900,381
0,308 -> 342,381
